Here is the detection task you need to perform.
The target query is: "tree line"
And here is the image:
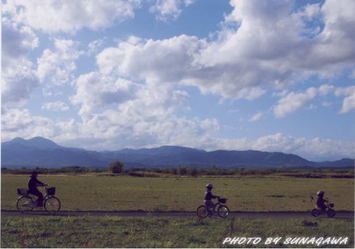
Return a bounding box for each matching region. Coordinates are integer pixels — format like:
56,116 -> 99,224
3,160 -> 351,177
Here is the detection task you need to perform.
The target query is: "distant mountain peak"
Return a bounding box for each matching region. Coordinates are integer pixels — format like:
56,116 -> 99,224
28,136 -> 54,143
11,137 -> 26,143
8,136 -> 61,150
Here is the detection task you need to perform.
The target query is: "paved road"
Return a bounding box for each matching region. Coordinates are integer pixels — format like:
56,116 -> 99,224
1,210 -> 354,219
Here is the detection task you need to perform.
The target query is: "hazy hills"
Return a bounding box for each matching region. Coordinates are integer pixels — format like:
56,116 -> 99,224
1,137 -> 354,169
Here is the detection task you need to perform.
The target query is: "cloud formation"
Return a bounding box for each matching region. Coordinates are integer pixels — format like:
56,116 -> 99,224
2,108 -> 354,160
212,133 -> 355,161
3,0 -> 141,33
71,72 -> 141,117
42,101 -> 70,112
335,86 -> 355,113
1,0 -> 354,161
37,39 -> 82,86
249,112 -> 264,122
273,87 -> 319,118
1,60 -> 39,106
150,0 -> 197,21
1,18 -> 39,106
2,17 -> 38,68
96,0 -> 355,101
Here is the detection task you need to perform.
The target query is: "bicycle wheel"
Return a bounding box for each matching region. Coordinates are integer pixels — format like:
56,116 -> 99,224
44,196 -> 61,212
327,209 -> 336,218
311,208 -> 320,217
217,205 -> 230,218
196,205 -> 209,219
213,203 -> 220,213
16,196 -> 34,212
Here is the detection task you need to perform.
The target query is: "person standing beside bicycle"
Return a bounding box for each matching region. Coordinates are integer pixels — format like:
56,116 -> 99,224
204,183 -> 219,214
28,171 -> 48,207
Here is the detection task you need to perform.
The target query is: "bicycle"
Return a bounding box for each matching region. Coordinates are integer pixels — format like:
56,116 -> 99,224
16,186 -> 61,212
310,196 -> 336,218
196,197 -> 230,218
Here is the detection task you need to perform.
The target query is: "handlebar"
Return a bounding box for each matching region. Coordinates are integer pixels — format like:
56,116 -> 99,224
217,197 -> 228,203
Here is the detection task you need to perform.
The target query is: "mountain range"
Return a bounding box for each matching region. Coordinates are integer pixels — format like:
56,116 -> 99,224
1,137 -> 354,169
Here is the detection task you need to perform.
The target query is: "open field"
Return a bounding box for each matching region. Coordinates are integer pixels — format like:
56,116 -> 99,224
2,174 -> 353,212
1,216 -> 353,248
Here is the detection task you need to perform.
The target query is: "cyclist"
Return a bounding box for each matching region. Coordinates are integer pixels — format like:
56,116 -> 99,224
204,183 -> 219,214
316,190 -> 327,211
28,171 -> 47,207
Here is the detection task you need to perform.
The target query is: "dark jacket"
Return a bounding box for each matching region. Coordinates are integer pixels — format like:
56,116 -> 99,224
316,197 -> 327,209
204,191 -> 218,201
28,177 -> 46,190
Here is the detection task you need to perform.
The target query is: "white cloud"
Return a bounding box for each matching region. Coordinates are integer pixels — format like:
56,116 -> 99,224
42,101 -> 70,112
303,2 -> 322,19
249,112 -> 263,122
87,39 -> 105,56
335,86 -> 355,113
272,84 -> 355,116
95,0 -> 355,102
37,39 -> 82,86
2,107 -> 354,161
215,133 -> 355,161
64,39 -> 231,149
1,109 -> 55,140
3,0 -> 354,110
64,110 -> 219,151
1,17 -> 38,69
1,59 -> 39,107
251,134 -> 355,161
273,90 -> 289,97
69,36 -> 216,149
235,87 -> 266,100
97,35 -> 205,82
18,100 -> 219,152
150,0 -> 197,21
273,87 -> 318,118
273,85 -> 337,118
4,0 -> 142,33
71,72 -> 141,117
1,18 -> 39,106
318,84 -> 334,95
96,35 -> 270,100
2,0 -> 354,162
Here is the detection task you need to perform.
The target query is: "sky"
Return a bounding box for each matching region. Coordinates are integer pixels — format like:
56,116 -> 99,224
1,0 -> 355,161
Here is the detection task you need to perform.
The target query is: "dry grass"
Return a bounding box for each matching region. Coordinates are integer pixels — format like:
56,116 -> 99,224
1,174 -> 353,212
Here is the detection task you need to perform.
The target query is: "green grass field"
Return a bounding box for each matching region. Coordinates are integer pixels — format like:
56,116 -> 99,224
1,174 -> 354,211
1,216 -> 353,248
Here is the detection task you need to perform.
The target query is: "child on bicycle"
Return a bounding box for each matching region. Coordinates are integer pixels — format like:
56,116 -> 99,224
28,171 -> 48,207
204,183 -> 219,214
316,190 -> 328,210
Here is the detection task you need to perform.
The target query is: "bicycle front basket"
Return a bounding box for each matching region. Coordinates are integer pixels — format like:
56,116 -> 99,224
17,188 -> 28,195
219,198 -> 227,203
46,187 -> 56,195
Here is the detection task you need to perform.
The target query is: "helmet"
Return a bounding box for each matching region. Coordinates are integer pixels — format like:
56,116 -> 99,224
31,171 -> 38,177
317,191 -> 324,196
206,183 -> 213,189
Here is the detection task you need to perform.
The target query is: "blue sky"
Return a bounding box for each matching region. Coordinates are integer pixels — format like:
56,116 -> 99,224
2,0 -> 355,161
